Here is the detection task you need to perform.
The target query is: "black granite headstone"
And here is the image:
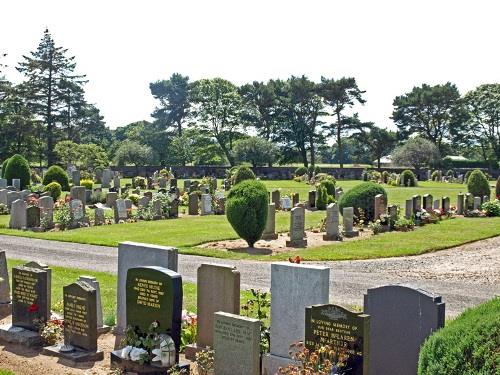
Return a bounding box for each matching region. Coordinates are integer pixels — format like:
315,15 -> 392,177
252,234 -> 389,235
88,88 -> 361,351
24,261 -> 51,317
126,266 -> 182,360
12,266 -> 50,331
305,304 -> 370,375
364,285 -> 445,375
64,281 -> 98,351
26,206 -> 40,228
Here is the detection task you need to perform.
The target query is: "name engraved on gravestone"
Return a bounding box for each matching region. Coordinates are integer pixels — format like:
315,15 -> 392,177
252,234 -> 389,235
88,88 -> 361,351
63,281 -> 97,351
12,266 -> 49,331
305,304 -> 370,375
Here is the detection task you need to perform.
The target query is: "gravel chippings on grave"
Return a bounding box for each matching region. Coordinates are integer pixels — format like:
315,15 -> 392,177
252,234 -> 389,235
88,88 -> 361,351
1,234 -> 499,317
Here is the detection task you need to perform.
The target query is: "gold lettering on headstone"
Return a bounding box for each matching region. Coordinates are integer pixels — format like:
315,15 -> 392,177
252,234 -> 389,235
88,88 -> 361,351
64,293 -> 89,337
214,319 -> 252,345
13,270 -> 38,305
132,277 -> 164,309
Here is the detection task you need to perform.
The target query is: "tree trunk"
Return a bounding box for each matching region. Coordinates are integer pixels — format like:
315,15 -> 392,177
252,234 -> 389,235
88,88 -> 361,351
309,136 -> 315,167
337,111 -> 343,168
301,147 -> 308,168
377,157 -> 381,170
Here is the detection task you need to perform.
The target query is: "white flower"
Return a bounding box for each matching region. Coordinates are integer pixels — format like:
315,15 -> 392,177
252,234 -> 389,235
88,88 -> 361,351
151,348 -> 162,362
120,345 -> 133,359
130,347 -> 148,362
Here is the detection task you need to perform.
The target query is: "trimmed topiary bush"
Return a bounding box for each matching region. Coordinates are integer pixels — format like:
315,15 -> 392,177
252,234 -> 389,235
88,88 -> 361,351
400,169 -> 417,187
315,185 -> 328,210
339,182 -> 387,221
4,154 -> 31,189
226,180 -> 268,247
1,158 -> 9,178
418,297 -> 500,375
232,166 -> 256,185
80,179 -> 94,190
308,165 -> 321,175
43,181 -> 62,200
43,165 -> 70,191
467,169 -> 490,198
319,179 -> 336,196
295,166 -> 308,177
464,170 -> 472,183
496,177 -> 500,199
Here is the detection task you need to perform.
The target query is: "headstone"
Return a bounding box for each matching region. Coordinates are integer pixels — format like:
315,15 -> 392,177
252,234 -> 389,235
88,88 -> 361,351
94,208 -> 105,226
152,199 -> 162,219
192,264 -> 240,353
388,204 -> 398,228
412,195 -> 421,212
214,312 -> 260,375
281,196 -> 292,210
106,192 -> 118,208
70,199 -> 84,225
138,196 -> 150,208
0,251 -> 10,315
374,194 -> 386,220
262,263 -> 330,375
308,190 -> 316,209
457,193 -> 464,215
286,206 -> 307,247
11,265 -> 50,330
170,178 -> 177,188
323,203 -> 340,241
433,199 -> 440,210
71,186 -> 86,210
188,193 -> 199,215
183,179 -> 191,193
262,203 -> 278,240
364,285 -> 445,375
465,193 -> 474,211
169,199 -> 179,218
26,206 -> 40,228
9,199 -> 27,229
271,190 -> 280,210
200,194 -> 213,215
78,276 -> 106,332
114,199 -> 127,223
7,191 -> 21,209
113,175 -> 120,190
473,196 -> 481,210
0,178 -> 6,189
116,242 -> 178,332
12,178 -> 21,191
159,177 -> 167,189
342,207 -> 359,237
291,193 -> 299,207
305,304 -> 370,375
442,196 -> 450,212
39,196 -> 54,228
427,170 -> 432,180
0,189 -> 7,206
126,266 -> 183,360
124,198 -> 132,210
71,170 -> 81,186
20,189 -> 31,200
483,195 -> 489,203
102,169 -> 112,188
335,187 -> 343,201
423,194 -> 433,211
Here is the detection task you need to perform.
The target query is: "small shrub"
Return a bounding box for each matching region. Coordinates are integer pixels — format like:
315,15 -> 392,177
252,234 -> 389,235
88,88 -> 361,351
80,179 -> 94,190
446,169 -> 454,177
54,203 -> 72,230
0,203 -> 9,215
43,165 -> 70,191
369,220 -> 383,234
315,185 -> 328,210
127,193 -> 140,206
308,165 -> 321,175
467,169 -> 490,198
315,173 -> 335,183
232,166 -> 256,185
431,170 -> 439,181
464,170 -> 472,183
43,182 -> 62,200
381,171 -> 389,183
80,170 -> 92,180
4,154 -> 31,188
400,169 -> 417,187
339,182 -> 387,221
394,217 -> 415,231
226,180 -> 268,247
481,199 -> 500,217
31,170 -> 42,184
294,166 -> 307,177
319,179 -> 335,196
1,158 -> 10,178
418,297 -> 500,375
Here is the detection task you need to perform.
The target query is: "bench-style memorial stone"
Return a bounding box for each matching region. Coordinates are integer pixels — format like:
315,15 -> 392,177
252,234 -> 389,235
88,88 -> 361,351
305,304 -> 370,375
214,312 -> 261,375
364,284 -> 445,375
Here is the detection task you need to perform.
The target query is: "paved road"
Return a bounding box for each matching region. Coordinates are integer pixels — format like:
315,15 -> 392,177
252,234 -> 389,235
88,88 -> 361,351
1,235 -> 499,317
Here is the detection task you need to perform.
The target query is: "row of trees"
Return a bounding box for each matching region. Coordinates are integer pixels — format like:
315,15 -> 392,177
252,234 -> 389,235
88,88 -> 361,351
1,30 -> 499,169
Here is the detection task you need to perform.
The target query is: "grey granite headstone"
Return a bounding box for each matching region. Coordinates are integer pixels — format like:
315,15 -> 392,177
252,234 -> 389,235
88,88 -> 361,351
456,193 -> 464,215
12,179 -> 21,191
94,208 -> 105,225
71,170 -> 81,187
9,199 -> 27,229
286,206 -> 307,247
183,179 -> 191,193
433,199 -> 440,209
70,199 -> 84,225
113,176 -> 120,190
374,193 -> 386,220
271,190 -> 280,210
0,251 -> 10,306
138,196 -> 150,208
26,206 -> 40,228
473,196 -> 481,210
412,195 -> 421,212
465,193 -> 474,211
323,202 -> 340,241
262,263 -> 330,375
442,196 -> 450,212
7,191 -> 21,209
388,204 -> 398,228
0,179 -> 6,189
0,189 -> 7,205
188,193 -> 199,215
308,190 -> 316,208
483,195 -> 489,203
214,312 -> 260,375
39,196 -> 54,228
106,192 -> 118,208
70,186 -> 86,211
342,207 -> 359,237
116,242 -> 178,333
102,169 -> 112,188
114,198 -> 128,223
364,284 -> 445,375
200,194 -> 212,215
262,203 -> 278,240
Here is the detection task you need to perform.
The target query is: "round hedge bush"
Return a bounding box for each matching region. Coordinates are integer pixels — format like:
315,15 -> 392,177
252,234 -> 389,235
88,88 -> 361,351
308,165 -> 321,175
339,182 -> 387,221
319,179 -> 336,196
80,179 -> 94,190
226,180 -> 268,247
43,165 -> 70,191
1,158 -> 9,178
232,166 -> 256,185
315,185 -> 328,210
4,154 -> 31,189
43,181 -> 62,200
400,169 -> 417,187
467,169 -> 490,198
418,297 -> 499,375
295,166 -> 307,177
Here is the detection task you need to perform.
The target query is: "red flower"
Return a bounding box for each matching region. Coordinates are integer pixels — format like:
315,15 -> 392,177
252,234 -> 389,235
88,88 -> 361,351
288,256 -> 302,264
28,303 -> 39,313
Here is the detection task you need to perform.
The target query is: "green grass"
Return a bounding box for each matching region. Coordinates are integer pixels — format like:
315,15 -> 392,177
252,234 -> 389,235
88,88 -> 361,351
5,259 -> 254,324
0,370 -> 15,375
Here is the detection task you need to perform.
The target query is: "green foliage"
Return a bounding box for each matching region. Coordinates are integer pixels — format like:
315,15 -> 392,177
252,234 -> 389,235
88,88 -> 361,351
319,179 -> 336,196
241,289 -> 271,354
80,179 -> 93,190
442,157 -> 497,169
481,200 -> 500,217
226,180 -> 268,247
431,170 -> 439,181
467,169 -> 490,198
54,203 -> 71,230
496,177 -> 500,199
392,137 -> 441,170
400,169 -> 417,187
295,166 -> 308,176
1,158 -> 9,178
381,171 -> 389,183
114,140 -> 154,167
233,166 -> 256,185
418,297 -> 500,375
234,137 -> 277,167
315,185 -> 328,210
4,154 -> 31,188
464,170 -> 472,183
43,182 -> 62,200
43,165 -> 70,191
339,182 -> 387,221
308,165 -> 321,175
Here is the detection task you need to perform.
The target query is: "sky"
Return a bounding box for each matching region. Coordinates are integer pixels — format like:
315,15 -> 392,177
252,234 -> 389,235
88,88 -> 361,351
2,0 -> 500,130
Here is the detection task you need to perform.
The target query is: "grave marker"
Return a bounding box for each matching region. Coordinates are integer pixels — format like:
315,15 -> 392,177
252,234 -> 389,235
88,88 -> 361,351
323,203 -> 340,241
0,251 -> 10,316
423,194 -> 433,211
9,199 -> 26,229
188,193 -> 198,215
39,196 -> 54,228
342,207 -> 359,237
286,206 -> 307,247
271,190 -> 280,210
114,198 -> 128,223
200,194 -> 213,215
456,193 -> 464,215
374,194 -> 386,220
262,203 -> 278,240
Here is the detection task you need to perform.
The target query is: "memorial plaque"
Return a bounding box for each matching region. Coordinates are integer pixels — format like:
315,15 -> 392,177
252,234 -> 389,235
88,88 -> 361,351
12,266 -> 50,331
63,281 -> 97,351
126,266 -> 182,360
305,304 -> 369,374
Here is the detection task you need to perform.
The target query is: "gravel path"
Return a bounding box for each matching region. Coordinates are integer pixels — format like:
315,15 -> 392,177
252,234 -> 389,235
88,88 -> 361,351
1,235 -> 499,317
